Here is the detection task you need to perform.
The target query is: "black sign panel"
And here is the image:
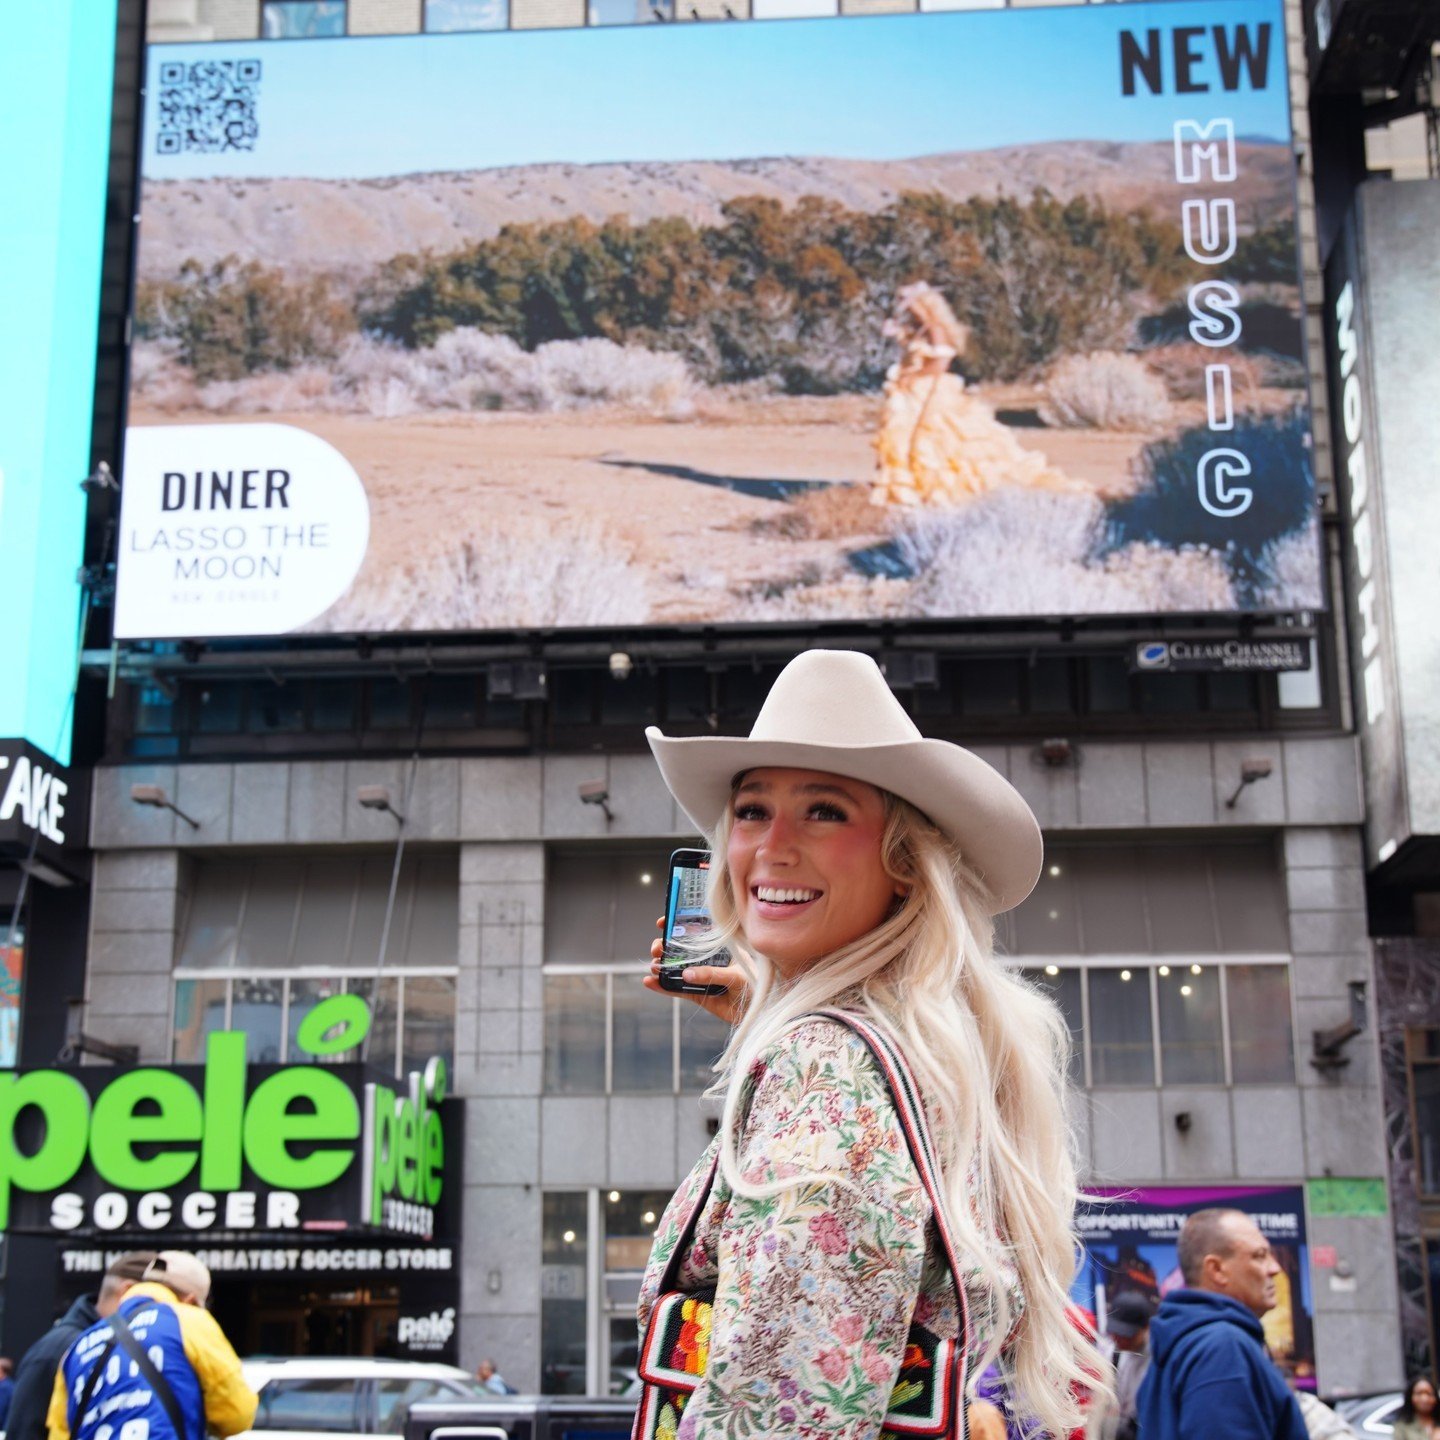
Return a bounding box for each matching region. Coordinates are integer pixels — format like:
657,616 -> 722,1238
0,739 -> 88,881
1130,638 -> 1311,673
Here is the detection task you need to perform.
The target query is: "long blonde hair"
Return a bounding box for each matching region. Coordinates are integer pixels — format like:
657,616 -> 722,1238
698,790 -> 1097,1436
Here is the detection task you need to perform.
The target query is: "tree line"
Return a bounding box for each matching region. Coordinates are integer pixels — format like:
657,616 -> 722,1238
136,193 -> 1297,392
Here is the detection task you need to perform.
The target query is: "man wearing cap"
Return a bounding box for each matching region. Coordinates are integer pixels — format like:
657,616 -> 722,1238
46,1251 -> 257,1440
5,1252 -> 155,1440
1091,1293 -> 1155,1440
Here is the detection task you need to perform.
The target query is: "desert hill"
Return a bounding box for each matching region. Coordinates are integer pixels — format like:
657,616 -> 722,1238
136,139 -> 1294,278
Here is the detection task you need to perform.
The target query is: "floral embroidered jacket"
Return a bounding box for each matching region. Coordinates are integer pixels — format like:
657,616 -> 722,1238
637,1016 -> 1023,1440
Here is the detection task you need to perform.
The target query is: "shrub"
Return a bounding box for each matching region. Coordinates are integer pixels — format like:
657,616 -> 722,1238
1104,410 -> 1316,605
1142,344 -> 1262,403
733,572 -> 912,621
892,490 -> 1235,616
127,341 -> 200,412
316,517 -> 650,632
196,366 -> 336,414
154,257 -> 354,383
1252,527 -> 1324,611
1039,352 -> 1173,430
361,189 -> 1187,390
339,329 -> 694,416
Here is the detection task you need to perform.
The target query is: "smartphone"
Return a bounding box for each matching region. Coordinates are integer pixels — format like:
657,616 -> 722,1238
658,847 -> 730,996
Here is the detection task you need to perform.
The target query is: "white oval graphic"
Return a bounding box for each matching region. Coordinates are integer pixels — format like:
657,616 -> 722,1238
115,423 -> 370,639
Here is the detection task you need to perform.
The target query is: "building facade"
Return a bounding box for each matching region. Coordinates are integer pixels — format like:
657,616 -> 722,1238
58,673 -> 1396,1393
7,0 -> 1436,1404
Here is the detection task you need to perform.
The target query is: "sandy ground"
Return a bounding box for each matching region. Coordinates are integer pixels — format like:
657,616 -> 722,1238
133,390 -> 1164,627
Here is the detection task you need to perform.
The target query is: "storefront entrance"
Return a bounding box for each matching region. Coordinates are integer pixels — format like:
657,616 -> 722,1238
213,1280 -> 402,1358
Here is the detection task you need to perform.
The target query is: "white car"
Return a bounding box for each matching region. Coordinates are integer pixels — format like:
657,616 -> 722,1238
1333,1392 -> 1402,1437
242,1357 -> 493,1440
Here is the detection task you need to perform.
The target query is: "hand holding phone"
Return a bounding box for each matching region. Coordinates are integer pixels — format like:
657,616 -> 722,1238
658,848 -> 731,997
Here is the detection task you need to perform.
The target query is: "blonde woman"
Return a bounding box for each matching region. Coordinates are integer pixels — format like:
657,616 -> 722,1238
636,649 -> 1099,1440
871,281 -> 1069,507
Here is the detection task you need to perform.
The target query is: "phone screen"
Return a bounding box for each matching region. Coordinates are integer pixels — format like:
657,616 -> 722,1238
660,848 -> 730,994
663,850 -> 714,964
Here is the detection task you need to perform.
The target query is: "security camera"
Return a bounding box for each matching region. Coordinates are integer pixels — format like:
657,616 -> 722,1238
609,652 -> 634,680
578,780 -> 615,822
356,785 -> 404,823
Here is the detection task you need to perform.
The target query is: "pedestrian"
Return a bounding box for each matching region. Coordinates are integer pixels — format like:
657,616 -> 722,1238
1136,1208 -> 1308,1440
5,1253 -> 155,1440
46,1250 -> 257,1440
636,649 -> 1100,1440
0,1357 -> 16,1428
1392,1375 -> 1440,1440
1091,1292 -> 1156,1440
475,1359 -> 516,1395
1292,1387 -> 1358,1439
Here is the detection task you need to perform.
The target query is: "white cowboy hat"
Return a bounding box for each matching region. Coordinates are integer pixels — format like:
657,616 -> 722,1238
646,648 -> 1042,914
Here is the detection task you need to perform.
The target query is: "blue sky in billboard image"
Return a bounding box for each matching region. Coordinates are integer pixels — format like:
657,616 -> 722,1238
145,0 -> 1289,181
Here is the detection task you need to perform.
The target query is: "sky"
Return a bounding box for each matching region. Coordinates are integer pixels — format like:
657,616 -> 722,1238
145,0 -> 1290,181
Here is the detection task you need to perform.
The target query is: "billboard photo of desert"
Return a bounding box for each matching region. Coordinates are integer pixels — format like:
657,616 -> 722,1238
126,0 -> 1321,636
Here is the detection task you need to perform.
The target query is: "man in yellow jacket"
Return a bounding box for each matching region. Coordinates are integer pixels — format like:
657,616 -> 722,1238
47,1251 -> 258,1440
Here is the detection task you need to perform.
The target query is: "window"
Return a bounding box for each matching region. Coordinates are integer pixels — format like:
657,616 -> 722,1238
543,969 -> 728,1095
1021,961 -> 1294,1089
541,1192 -> 589,1395
254,1378 -> 361,1432
1408,1029 -> 1440,1199
374,1379 -> 482,1433
262,1 -> 346,37
1001,839 -> 1287,957
1021,966 -> 1083,1086
542,1189 -> 671,1396
587,0 -> 672,21
172,856 -> 457,1078
1226,964 -> 1295,1084
425,0 -> 510,28
1156,963 -> 1223,1084
545,845 -> 728,1094
178,855 -> 457,970
1088,967 -> 1156,1086
545,848 -> 662,965
751,0 -> 837,14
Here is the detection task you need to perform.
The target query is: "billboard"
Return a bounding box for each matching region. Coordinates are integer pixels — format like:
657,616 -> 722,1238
1324,180 -> 1440,870
1077,1184 -> 1316,1386
0,0 -> 117,757
118,0 -> 1319,639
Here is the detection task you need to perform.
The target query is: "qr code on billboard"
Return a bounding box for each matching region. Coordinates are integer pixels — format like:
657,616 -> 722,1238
155,59 -> 260,155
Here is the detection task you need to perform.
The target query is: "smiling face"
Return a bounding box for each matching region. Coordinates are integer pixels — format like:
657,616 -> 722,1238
725,767 -> 904,977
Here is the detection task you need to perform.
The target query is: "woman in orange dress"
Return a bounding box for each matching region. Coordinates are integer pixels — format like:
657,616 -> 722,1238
871,283 -> 1069,507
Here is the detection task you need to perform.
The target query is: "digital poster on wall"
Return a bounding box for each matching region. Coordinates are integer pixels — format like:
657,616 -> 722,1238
117,0 -> 1320,639
1077,1185 -> 1316,1387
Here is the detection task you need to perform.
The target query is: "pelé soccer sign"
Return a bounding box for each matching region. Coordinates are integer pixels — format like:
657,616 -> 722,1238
0,996 -> 452,1238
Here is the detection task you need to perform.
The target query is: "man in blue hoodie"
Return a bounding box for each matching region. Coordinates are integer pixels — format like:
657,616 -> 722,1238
1137,1208 -> 1309,1440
